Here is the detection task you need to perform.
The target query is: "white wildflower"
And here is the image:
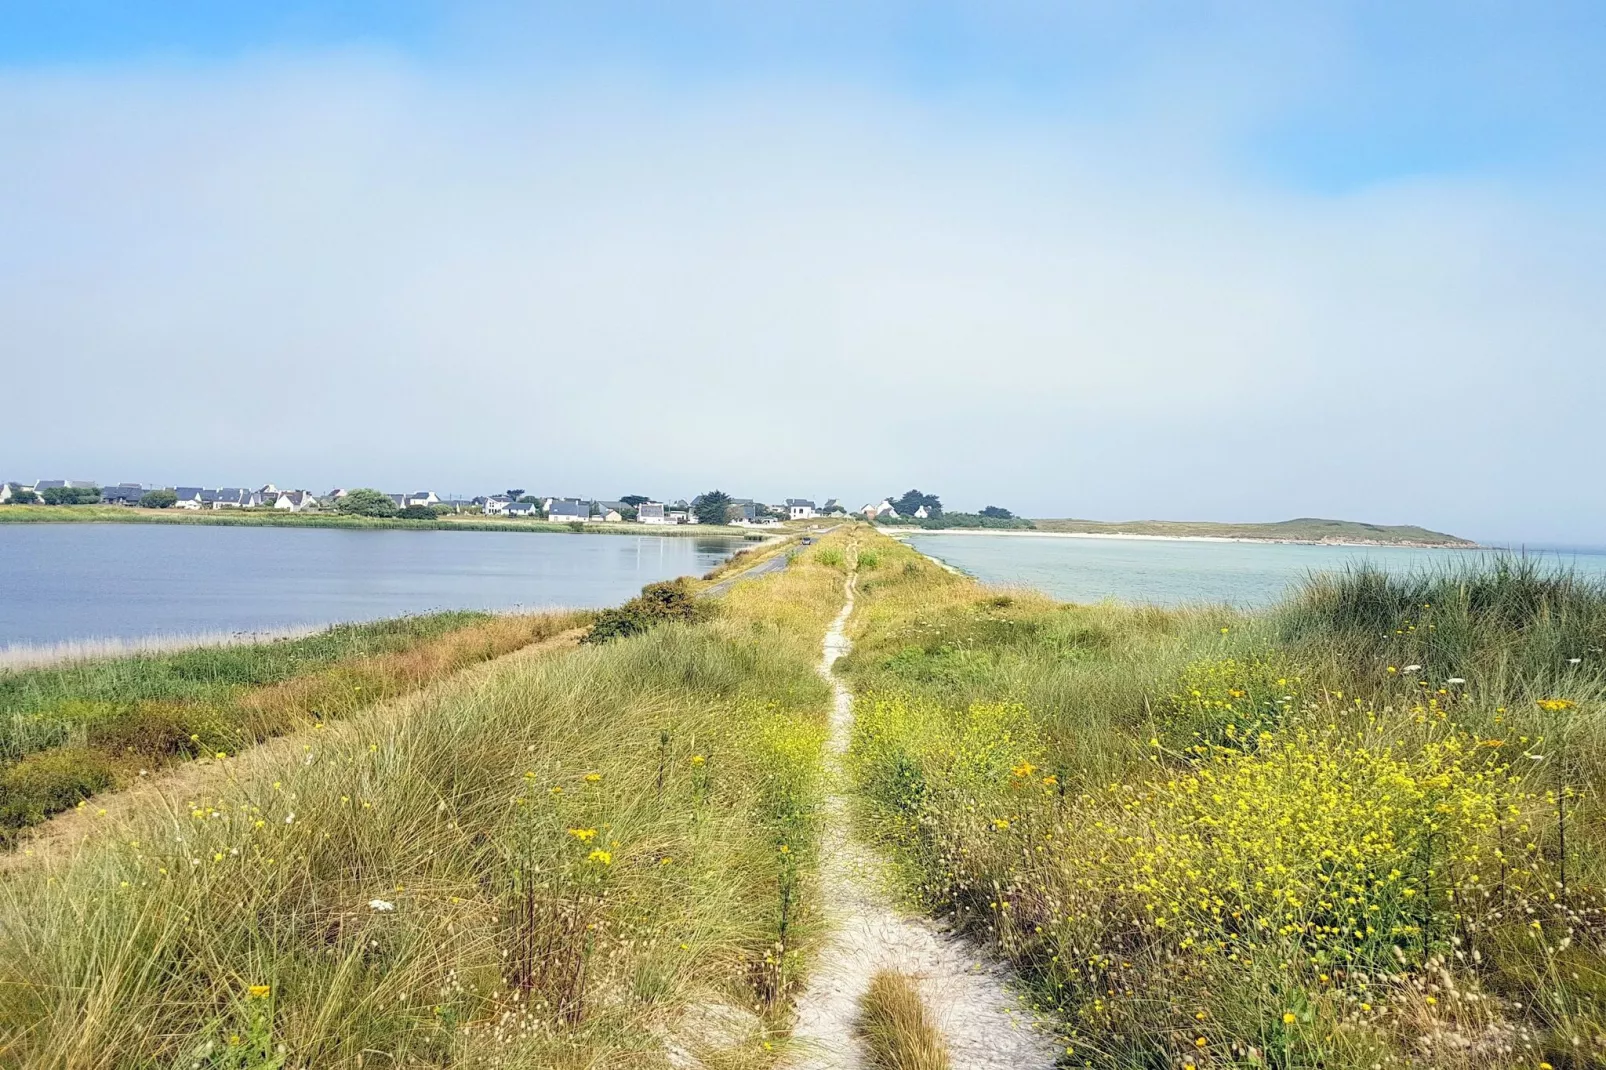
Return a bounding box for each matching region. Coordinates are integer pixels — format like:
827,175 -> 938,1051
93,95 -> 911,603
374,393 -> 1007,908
369,899 -> 396,912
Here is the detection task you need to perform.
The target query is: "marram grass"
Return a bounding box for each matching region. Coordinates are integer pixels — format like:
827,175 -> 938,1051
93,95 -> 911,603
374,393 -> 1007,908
857,969 -> 950,1070
843,529 -> 1606,1070
0,533 -> 856,1069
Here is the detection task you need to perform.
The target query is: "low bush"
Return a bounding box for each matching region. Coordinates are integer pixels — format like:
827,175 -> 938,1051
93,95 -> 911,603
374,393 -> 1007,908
0,747 -> 116,837
584,578 -> 708,643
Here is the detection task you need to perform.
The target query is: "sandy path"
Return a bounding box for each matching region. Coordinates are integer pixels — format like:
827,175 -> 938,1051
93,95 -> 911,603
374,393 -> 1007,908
786,571 -> 1059,1070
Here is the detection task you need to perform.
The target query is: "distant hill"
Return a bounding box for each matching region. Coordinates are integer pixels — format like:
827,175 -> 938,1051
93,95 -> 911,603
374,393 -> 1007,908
1029,517 -> 1476,547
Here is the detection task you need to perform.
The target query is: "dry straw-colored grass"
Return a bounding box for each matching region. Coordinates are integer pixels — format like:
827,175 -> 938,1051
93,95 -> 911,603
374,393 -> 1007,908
857,969 -> 951,1070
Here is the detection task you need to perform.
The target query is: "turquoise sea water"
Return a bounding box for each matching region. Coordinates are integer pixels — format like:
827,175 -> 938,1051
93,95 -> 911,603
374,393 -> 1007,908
902,533 -> 1606,608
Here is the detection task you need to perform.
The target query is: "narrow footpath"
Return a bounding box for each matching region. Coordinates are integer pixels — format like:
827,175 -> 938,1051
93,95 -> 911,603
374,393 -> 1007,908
786,565 -> 1059,1070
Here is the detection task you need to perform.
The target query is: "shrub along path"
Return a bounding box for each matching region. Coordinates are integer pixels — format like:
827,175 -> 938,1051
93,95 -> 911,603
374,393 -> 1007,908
785,545 -> 1058,1070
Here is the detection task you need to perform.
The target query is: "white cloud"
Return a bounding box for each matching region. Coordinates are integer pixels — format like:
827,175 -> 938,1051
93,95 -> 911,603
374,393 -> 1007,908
0,53 -> 1601,540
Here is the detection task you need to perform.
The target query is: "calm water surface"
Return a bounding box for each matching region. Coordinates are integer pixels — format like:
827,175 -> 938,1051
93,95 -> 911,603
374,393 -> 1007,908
0,524 -> 751,646
904,533 -> 1606,607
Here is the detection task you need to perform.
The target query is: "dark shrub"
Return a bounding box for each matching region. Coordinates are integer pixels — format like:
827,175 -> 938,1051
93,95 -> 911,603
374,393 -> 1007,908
583,579 -> 707,644
0,747 -> 117,835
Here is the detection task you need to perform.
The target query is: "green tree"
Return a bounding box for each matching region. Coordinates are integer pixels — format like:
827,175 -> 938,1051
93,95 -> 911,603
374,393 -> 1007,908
6,488 -> 39,505
398,504 -> 437,520
138,488 -> 178,509
694,490 -> 734,526
42,486 -> 100,505
619,495 -> 650,507
979,505 -> 1014,520
335,488 -> 399,518
890,489 -> 942,517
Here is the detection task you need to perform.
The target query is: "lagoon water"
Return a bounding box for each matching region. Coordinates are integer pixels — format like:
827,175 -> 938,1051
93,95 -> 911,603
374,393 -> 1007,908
904,533 -> 1606,608
0,524 -> 751,647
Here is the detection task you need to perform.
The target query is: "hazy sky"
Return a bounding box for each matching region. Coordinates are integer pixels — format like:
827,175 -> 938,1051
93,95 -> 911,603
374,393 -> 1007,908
3,3 -> 1603,543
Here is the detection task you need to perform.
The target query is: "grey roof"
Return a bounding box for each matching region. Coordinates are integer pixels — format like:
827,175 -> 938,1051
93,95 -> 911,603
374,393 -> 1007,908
33,480 -> 65,490
175,487 -> 204,499
548,499 -> 586,517
786,499 -> 816,508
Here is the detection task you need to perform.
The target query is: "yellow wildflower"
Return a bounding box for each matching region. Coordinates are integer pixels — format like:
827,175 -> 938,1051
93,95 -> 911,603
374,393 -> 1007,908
588,849 -> 612,866
247,984 -> 271,998
568,827 -> 597,842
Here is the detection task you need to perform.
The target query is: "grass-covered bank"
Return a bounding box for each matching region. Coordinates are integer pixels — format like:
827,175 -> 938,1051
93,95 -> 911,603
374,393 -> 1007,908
0,504 -> 781,538
0,532 -> 852,1067
0,612 -> 587,844
841,531 -> 1606,1069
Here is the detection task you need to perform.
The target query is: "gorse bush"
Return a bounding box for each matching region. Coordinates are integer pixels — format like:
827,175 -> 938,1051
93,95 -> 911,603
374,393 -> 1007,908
583,578 -> 707,643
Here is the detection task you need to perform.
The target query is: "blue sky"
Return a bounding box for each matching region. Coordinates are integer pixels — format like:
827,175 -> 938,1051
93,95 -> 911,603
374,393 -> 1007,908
2,3 -> 1603,541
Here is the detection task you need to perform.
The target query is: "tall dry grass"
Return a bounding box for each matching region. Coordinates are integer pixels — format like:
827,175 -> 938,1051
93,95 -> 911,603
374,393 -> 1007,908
0,533 -> 856,1068
857,970 -> 950,1070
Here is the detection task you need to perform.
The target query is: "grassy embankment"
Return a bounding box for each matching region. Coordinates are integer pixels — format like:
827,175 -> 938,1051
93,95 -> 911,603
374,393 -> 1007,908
0,531 -> 852,1067
0,612 -> 588,845
841,532 -> 1605,1068
0,504 -> 779,538
1030,516 -> 1475,546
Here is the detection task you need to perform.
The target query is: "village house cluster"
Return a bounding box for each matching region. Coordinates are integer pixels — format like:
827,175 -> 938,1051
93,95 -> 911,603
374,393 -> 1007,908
0,479 -> 853,526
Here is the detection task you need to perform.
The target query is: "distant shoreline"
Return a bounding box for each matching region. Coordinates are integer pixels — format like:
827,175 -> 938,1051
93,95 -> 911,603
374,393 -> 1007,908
0,505 -> 778,539
890,528 -> 1481,550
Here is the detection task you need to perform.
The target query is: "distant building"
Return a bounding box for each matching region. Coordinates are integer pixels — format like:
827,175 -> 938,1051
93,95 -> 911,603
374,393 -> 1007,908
547,498 -> 587,521
820,498 -> 845,517
484,495 -> 515,516
786,498 -> 817,520
101,484 -> 146,506
174,487 -> 205,509
637,502 -> 667,524
272,490 -> 319,512
506,501 -> 540,517
912,505 -> 928,519
405,491 -> 440,508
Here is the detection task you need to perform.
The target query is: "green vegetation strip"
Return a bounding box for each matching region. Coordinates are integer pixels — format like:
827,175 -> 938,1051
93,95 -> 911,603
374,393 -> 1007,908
0,504 -> 774,537
0,536 -> 852,1066
842,534 -> 1605,1069
0,612 -> 584,842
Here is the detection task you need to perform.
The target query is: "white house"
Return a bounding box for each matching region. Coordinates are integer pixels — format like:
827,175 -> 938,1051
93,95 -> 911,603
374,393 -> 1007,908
484,495 -> 514,516
174,487 -> 205,509
637,502 -> 668,524
272,490 -> 319,512
786,498 -> 817,520
863,500 -> 899,519
589,505 -> 623,523
212,488 -> 262,509
405,491 -> 440,508
912,505 -> 929,519
506,501 -> 540,517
